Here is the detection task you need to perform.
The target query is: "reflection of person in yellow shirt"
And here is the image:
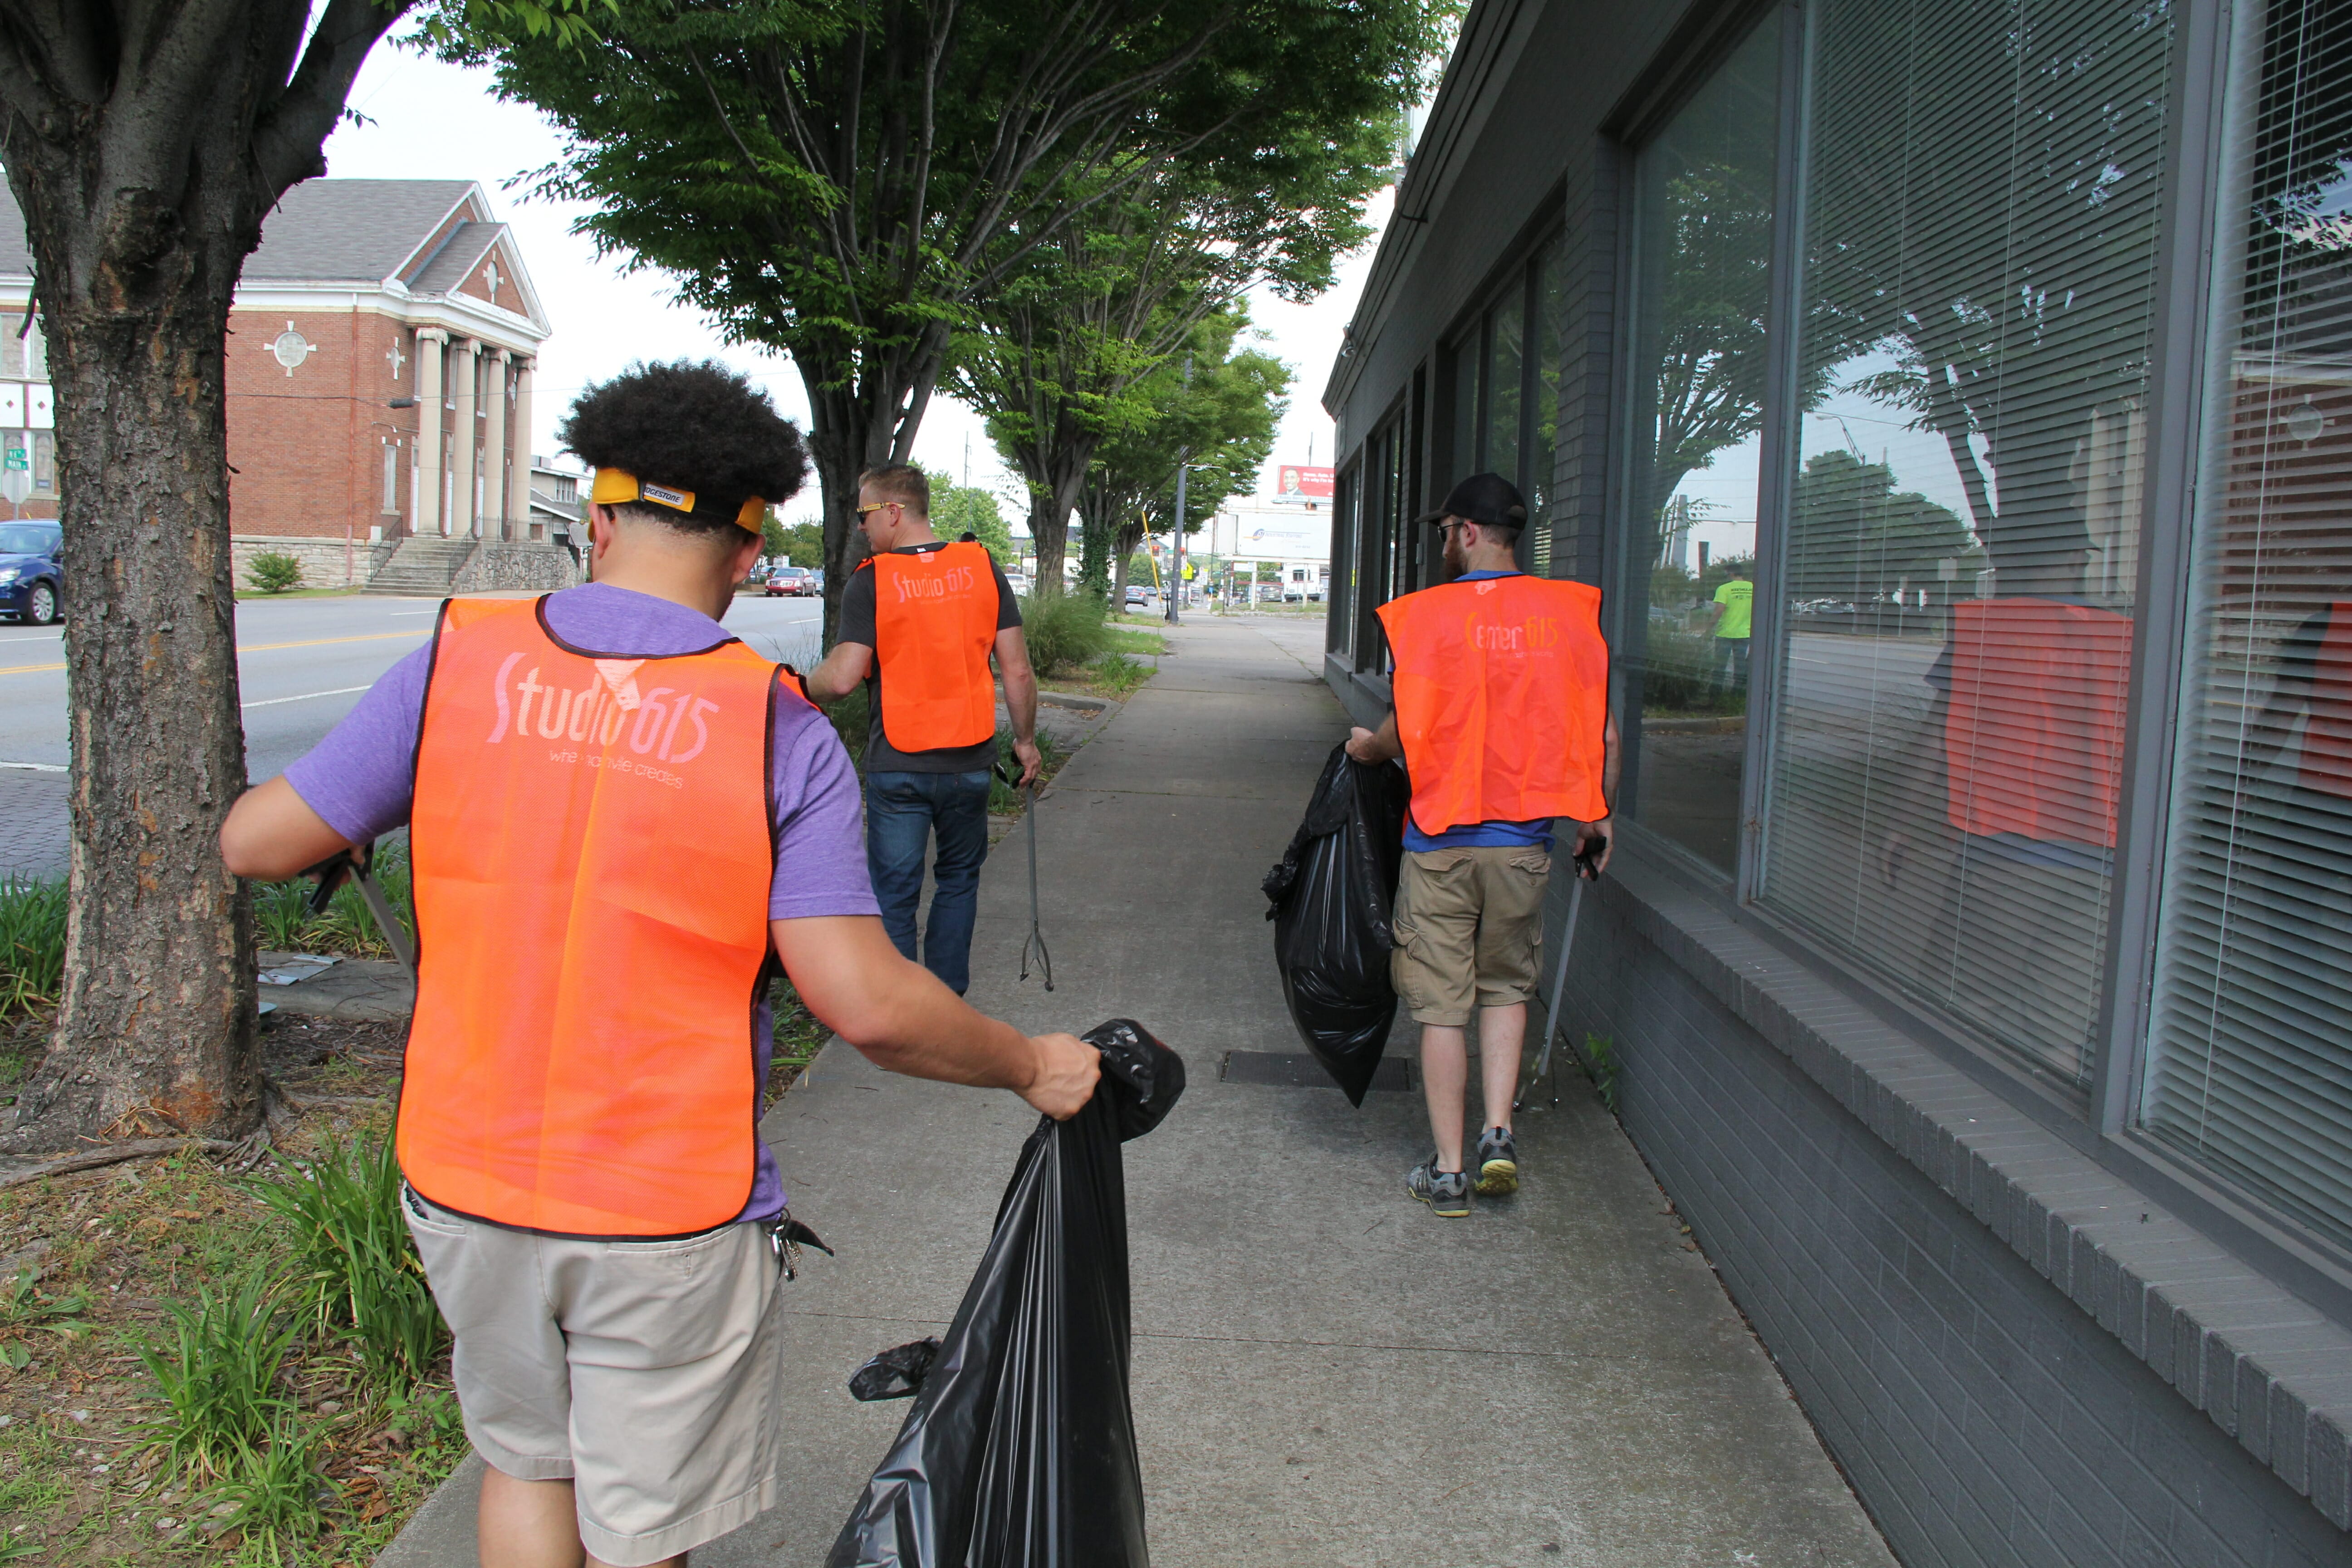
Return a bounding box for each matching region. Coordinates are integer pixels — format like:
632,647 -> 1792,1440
1705,567 -> 1753,692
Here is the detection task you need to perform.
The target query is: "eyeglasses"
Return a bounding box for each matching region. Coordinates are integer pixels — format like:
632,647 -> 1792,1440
854,500 -> 902,517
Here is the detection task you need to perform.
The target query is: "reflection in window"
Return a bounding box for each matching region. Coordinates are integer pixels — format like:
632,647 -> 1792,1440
1486,287 -> 1524,495
2145,0 -> 2352,1239
1619,15 -> 1780,872
1530,243 -> 1567,574
1758,0 -> 2171,1084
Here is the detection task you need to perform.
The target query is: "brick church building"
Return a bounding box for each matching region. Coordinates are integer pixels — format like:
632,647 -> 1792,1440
0,179 -> 576,592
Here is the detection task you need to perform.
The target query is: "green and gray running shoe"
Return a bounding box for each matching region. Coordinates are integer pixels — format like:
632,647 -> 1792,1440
1475,1126 -> 1519,1196
1408,1156 -> 1471,1217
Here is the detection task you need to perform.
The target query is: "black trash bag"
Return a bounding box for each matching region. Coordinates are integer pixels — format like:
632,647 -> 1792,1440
825,1018 -> 1185,1568
1261,743 -> 1408,1105
848,1338 -> 941,1402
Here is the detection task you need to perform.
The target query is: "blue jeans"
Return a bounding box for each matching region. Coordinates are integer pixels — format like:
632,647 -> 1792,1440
865,770 -> 994,995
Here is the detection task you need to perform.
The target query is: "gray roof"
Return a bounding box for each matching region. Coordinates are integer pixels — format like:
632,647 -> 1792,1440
248,180 -> 475,283
409,221 -> 510,297
0,179 -> 478,287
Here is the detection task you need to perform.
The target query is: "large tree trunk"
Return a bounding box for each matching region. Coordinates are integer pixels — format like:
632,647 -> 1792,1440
0,0 -> 402,1152
800,338 -> 944,644
1112,514 -> 1149,606
1075,494 -> 1116,595
1023,462 -> 1091,598
12,244 -> 262,1145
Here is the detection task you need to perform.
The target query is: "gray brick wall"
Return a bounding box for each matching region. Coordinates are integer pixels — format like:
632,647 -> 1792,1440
1557,884 -> 2352,1568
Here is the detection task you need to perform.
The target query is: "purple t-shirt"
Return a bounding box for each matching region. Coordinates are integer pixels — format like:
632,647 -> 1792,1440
283,583 -> 878,1225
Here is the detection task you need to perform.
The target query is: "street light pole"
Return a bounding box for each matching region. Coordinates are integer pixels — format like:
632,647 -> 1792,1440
1168,353 -> 1191,627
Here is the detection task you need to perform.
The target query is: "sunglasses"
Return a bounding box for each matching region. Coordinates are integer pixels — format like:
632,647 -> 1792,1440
854,500 -> 902,517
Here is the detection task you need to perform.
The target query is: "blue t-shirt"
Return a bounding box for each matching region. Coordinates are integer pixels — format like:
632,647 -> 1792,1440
1398,571 -> 1558,853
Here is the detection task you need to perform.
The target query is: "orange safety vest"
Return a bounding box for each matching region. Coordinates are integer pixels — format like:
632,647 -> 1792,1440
1375,575 -> 1610,835
2298,603 -> 2352,800
397,597 -> 787,1237
861,541 -> 1000,753
1943,598 -> 2132,848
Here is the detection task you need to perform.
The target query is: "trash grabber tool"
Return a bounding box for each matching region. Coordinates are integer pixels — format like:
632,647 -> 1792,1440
351,868 -> 416,977
1517,851 -> 1596,1112
1019,782 -> 1054,991
302,838 -> 416,978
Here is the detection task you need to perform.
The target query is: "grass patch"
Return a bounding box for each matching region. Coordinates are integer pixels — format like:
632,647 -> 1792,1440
246,1137 -> 445,1394
1091,652 -> 1152,700
1579,1032 -> 1620,1116
231,586 -> 363,602
1101,626 -> 1168,657
0,1038 -> 468,1563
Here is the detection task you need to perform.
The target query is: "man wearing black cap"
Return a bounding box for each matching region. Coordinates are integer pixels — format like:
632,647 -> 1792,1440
1345,473 -> 1617,1217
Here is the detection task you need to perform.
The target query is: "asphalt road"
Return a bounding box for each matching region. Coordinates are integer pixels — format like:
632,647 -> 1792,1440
0,590 -> 826,879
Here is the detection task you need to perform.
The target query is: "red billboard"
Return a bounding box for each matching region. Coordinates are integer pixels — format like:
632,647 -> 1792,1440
1270,464 -> 1334,503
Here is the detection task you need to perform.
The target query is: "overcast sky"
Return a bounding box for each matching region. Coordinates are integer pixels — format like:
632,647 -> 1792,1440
318,35 -> 1387,528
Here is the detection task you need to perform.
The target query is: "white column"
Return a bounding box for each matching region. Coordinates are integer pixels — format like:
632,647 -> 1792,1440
482,349 -> 510,541
449,337 -> 479,538
414,330 -> 446,537
507,359 -> 535,534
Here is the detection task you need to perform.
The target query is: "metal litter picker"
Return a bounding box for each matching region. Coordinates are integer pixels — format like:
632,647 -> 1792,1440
1515,846 -> 1599,1112
1020,782 -> 1053,990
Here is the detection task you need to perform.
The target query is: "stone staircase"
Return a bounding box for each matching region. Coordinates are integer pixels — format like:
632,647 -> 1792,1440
363,535 -> 477,598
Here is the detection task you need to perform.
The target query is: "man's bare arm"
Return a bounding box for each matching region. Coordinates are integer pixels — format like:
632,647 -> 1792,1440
220,777 -> 354,881
772,914 -> 1099,1118
996,625 -> 1042,784
802,639 -> 874,704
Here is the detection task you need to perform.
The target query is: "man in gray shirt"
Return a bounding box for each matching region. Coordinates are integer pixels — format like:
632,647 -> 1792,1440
808,465 -> 1040,994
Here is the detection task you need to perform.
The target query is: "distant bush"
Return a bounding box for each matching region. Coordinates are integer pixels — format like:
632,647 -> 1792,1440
1022,590 -> 1109,676
246,551 -> 304,594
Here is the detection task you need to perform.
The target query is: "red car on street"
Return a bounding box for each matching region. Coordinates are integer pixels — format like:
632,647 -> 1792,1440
764,566 -> 816,597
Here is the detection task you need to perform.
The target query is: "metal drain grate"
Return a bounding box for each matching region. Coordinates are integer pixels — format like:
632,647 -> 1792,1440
1219,1051 -> 1414,1093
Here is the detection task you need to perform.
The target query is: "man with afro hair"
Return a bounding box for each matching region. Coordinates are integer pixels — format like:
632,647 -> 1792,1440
221,360 -> 1099,1568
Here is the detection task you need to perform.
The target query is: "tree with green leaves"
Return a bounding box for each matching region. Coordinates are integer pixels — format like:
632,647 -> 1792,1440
953,152 -> 1384,592
0,0 -> 598,1153
463,0 -> 1449,637
1785,449 -> 1975,605
923,468 -> 1016,566
1072,308 -> 1287,603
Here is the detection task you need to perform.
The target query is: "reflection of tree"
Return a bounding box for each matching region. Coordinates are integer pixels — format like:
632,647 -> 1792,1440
1787,450 -> 1978,602
1802,0 -> 2175,566
1641,162 -> 1778,524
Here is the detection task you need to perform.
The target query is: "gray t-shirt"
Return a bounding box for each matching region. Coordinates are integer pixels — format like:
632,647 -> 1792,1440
837,539 -> 1021,774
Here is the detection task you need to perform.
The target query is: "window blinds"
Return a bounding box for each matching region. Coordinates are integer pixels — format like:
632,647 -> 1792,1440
2143,0 -> 2352,1240
1757,0 -> 2172,1083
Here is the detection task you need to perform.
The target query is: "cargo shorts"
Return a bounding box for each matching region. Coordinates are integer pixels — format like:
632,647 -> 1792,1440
1390,843 -> 1552,1026
402,1187 -> 784,1568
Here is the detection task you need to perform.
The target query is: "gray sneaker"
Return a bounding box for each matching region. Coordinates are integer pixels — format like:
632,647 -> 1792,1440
1475,1126 -> 1519,1196
1408,1155 -> 1471,1217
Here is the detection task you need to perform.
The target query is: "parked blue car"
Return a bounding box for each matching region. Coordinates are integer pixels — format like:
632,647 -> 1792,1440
0,522 -> 61,625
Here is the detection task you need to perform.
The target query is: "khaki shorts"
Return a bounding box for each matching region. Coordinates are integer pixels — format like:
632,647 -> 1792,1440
1390,844 -> 1552,1026
402,1188 -> 783,1567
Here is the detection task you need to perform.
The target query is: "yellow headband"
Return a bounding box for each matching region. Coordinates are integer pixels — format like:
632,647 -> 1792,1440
591,469 -> 765,534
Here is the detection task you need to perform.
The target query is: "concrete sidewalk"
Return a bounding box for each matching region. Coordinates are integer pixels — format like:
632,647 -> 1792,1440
382,617 -> 1893,1568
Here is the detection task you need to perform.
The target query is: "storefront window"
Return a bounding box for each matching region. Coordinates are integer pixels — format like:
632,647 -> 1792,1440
1758,0 -> 2171,1085
1451,334 -> 1479,491
1485,286 -> 1524,492
1618,15 -> 1781,872
2144,0 -> 2352,1238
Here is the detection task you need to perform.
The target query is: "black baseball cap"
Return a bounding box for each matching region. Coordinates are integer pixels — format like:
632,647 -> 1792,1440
1419,472 -> 1528,530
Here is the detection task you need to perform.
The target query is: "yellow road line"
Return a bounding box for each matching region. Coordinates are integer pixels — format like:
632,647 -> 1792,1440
239,629 -> 433,653
0,627 -> 431,678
